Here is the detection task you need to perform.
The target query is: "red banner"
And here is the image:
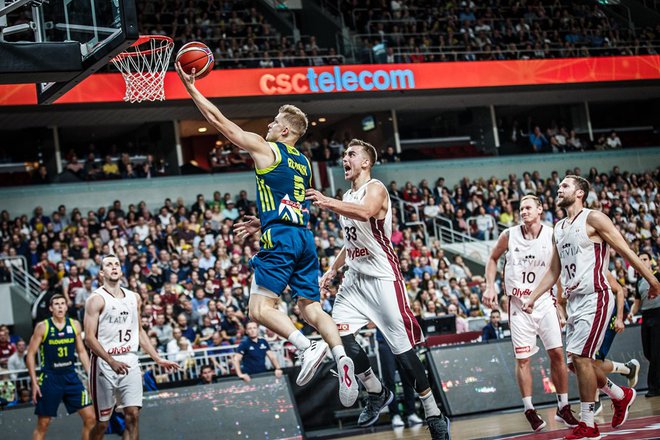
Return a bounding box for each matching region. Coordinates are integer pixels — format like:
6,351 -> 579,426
1,56 -> 659,106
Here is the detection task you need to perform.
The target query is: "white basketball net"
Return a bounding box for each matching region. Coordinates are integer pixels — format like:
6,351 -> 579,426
112,36 -> 174,103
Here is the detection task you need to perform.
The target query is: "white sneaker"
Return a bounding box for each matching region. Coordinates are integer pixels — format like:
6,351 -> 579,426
391,414 -> 405,427
407,413 -> 424,425
296,340 -> 328,386
337,355 -> 359,407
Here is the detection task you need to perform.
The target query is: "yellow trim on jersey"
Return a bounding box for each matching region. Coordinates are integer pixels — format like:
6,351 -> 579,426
42,319 -> 49,343
69,318 -> 78,335
285,144 -> 300,156
261,229 -> 274,249
257,177 -> 275,211
255,142 -> 282,175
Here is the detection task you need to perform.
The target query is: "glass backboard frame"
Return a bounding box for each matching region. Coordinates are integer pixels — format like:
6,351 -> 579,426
36,0 -> 138,104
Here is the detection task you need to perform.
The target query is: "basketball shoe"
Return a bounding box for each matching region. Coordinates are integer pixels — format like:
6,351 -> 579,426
296,340 -> 328,386
357,387 -> 393,427
337,355 -> 359,407
426,414 -> 451,440
564,422 -> 601,439
611,386 -> 636,428
623,359 -> 640,388
555,405 -> 579,427
524,409 -> 546,432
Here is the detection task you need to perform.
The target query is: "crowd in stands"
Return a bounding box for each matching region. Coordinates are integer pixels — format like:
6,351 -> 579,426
347,0 -> 660,63
0,163 -> 658,403
139,0 -> 343,68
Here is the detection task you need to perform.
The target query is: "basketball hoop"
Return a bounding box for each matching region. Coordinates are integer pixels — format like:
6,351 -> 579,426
112,35 -> 174,103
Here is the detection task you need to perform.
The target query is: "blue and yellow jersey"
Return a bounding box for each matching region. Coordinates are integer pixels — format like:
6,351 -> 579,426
255,141 -> 312,230
40,317 -> 77,373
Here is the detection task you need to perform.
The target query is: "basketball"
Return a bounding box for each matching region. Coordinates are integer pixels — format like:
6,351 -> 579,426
176,42 -> 214,79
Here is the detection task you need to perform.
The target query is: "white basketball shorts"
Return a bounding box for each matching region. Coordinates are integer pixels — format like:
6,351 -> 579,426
509,293 -> 563,359
565,289 -> 614,360
90,353 -> 143,421
332,271 -> 423,355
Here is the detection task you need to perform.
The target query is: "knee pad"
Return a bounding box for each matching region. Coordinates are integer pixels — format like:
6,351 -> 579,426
395,349 -> 430,393
341,334 -> 371,374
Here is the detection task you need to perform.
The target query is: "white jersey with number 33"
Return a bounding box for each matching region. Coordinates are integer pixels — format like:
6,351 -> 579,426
339,179 -> 401,281
94,287 -> 140,356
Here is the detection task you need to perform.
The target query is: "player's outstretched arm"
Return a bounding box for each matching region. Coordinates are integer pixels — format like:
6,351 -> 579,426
305,183 -> 386,221
84,295 -> 130,374
175,62 -> 270,160
589,210 -> 660,299
136,294 -> 180,371
483,230 -> 509,309
606,271 -> 625,333
523,246 -> 561,313
26,321 -> 46,403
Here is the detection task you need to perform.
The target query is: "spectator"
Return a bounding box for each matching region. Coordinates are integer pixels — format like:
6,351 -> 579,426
199,364 -> 217,385
7,338 -> 27,379
482,310 -> 505,341
606,130 -> 623,149
233,322 -> 283,382
0,327 -> 16,369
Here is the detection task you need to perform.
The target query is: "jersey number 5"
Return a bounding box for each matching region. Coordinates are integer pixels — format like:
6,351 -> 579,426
293,175 -> 305,202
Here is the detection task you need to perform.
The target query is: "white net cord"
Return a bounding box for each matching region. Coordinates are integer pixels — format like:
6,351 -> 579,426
112,37 -> 174,103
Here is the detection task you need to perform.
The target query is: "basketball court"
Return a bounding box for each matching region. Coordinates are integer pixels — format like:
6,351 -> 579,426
338,395 -> 660,440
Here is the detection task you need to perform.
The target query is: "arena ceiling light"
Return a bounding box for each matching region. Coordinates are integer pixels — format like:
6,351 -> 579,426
198,127 -> 208,133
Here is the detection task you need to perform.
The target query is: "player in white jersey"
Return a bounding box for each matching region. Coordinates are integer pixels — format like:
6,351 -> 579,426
483,195 -> 578,432
84,255 -> 179,440
305,139 -> 450,440
523,175 -> 660,440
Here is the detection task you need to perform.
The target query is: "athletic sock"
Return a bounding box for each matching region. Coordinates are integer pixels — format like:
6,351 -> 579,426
288,331 -> 311,351
611,361 -> 630,375
357,368 -> 383,394
601,378 -> 625,400
581,402 -> 595,428
522,396 -> 534,411
331,345 -> 347,363
557,393 -> 569,409
420,390 -> 441,418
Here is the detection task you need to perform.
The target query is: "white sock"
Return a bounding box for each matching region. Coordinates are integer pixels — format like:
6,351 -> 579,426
601,378 -> 625,400
581,402 -> 595,428
420,391 -> 441,418
331,345 -> 346,363
611,361 -> 630,375
287,331 -> 311,351
557,393 -> 569,409
357,368 -> 382,394
522,396 -> 534,411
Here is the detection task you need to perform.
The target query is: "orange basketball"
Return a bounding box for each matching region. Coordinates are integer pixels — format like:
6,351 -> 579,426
176,42 -> 214,79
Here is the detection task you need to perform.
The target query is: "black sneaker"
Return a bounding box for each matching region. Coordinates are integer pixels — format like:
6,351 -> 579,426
623,359 -> 640,388
427,415 -> 451,440
357,387 -> 394,427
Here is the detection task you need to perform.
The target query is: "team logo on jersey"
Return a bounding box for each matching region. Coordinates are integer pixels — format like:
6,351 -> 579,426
515,346 -> 531,354
278,194 -> 303,224
347,247 -> 370,259
337,323 -> 350,331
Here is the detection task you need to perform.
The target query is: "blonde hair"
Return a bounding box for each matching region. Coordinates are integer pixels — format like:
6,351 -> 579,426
347,138 -> 378,166
520,195 -> 542,207
278,105 -> 308,138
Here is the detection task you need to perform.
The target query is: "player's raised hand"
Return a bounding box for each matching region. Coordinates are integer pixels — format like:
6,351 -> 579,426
234,215 -> 260,238
305,188 -> 332,209
175,62 -> 195,87
156,357 -> 182,372
521,298 -> 534,314
482,286 -> 498,309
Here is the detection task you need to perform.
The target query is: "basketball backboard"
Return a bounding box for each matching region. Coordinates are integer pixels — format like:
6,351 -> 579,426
0,0 -> 138,104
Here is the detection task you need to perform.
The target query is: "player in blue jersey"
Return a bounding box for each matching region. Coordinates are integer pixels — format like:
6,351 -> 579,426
177,64 -> 358,406
26,293 -> 95,440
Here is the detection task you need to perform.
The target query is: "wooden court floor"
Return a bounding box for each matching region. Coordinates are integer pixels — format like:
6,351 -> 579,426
339,394 -> 660,440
